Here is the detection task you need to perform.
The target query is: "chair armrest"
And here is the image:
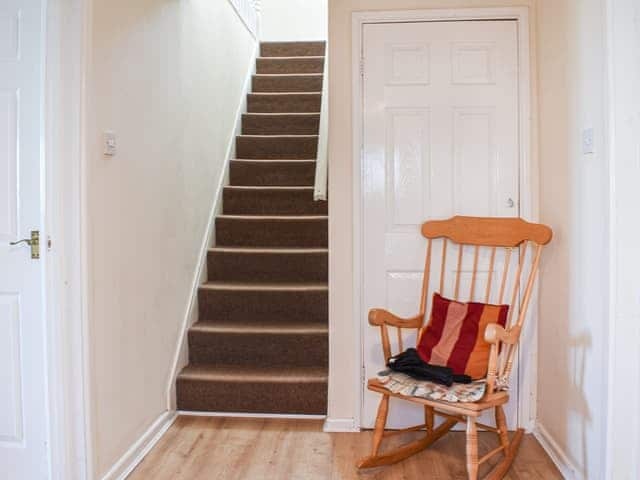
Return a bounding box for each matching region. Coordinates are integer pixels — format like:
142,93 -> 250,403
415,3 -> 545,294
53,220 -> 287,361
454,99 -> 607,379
484,324 -> 521,345
368,308 -> 423,329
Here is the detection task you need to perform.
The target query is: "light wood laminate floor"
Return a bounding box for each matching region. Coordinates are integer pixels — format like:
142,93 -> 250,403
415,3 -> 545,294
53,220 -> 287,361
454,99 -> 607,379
129,416 -> 561,480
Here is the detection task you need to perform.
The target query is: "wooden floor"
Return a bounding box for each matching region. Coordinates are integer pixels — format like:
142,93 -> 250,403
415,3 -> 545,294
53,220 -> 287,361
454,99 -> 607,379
129,416 -> 561,480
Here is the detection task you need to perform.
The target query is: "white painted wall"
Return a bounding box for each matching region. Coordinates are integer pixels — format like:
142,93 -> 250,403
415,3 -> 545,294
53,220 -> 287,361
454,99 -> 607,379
536,1 -> 610,478
260,0 -> 328,41
85,0 -> 256,477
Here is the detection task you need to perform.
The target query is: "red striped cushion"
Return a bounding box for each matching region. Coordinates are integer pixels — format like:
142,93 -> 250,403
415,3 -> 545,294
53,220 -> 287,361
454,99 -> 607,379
417,293 -> 509,380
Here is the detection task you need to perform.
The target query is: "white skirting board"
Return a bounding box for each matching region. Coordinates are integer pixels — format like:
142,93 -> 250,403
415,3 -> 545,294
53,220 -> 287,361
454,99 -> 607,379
100,411 -> 177,480
179,411 -> 326,420
533,423 -> 582,480
323,417 -> 360,433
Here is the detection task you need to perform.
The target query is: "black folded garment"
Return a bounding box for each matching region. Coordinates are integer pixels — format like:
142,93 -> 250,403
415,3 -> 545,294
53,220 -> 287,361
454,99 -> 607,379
387,348 -> 472,386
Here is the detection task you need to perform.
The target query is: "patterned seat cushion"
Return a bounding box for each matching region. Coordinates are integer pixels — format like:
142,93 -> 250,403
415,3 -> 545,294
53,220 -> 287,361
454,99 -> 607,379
377,369 -> 487,403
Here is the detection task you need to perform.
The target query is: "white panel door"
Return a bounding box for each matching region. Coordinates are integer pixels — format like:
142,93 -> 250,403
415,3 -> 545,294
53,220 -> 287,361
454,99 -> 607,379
361,20 -> 520,428
0,0 -> 49,478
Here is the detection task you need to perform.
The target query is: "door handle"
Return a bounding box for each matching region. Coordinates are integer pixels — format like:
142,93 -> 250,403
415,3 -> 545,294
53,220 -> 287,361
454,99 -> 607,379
506,198 -> 516,208
9,230 -> 40,259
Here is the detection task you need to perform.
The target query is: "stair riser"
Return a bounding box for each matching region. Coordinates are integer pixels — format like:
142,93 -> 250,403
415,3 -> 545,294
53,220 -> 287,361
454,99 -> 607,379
260,42 -> 326,57
252,75 -> 323,93
198,288 -> 328,324
236,136 -> 318,160
188,332 -> 328,368
229,160 -> 316,186
208,250 -> 328,283
242,114 -> 320,135
176,377 -> 327,414
223,188 -> 327,215
216,217 -> 328,248
257,57 -> 324,74
247,94 -> 321,113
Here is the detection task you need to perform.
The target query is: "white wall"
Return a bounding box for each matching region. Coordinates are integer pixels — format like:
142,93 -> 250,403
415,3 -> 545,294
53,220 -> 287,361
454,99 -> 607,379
536,1 -> 610,478
85,0 -> 256,477
260,0 -> 327,41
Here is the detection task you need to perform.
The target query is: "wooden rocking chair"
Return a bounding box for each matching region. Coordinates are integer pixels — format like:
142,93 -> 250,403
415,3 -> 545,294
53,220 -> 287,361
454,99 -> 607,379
357,216 -> 553,479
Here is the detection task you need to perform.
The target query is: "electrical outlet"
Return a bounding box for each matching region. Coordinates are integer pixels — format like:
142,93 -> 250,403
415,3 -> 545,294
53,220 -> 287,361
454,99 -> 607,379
582,128 -> 594,154
104,131 -> 117,156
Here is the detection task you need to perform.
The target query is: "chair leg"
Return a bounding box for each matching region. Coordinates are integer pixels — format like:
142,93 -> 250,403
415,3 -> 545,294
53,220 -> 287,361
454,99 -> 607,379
466,416 -> 479,480
495,406 -> 510,450
484,406 -> 524,480
425,406 -> 434,435
371,394 -> 390,456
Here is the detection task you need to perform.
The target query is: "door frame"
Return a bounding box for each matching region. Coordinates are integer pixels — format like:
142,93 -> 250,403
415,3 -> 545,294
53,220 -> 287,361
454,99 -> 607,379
43,0 -> 92,478
351,7 -> 537,430
604,0 -> 640,477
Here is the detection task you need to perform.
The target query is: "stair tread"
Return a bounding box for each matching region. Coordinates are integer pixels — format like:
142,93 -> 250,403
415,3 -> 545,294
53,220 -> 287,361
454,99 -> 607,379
253,73 -> 323,77
200,282 -> 328,291
218,214 -> 327,219
224,185 -> 314,190
178,364 -> 328,383
190,321 -> 328,335
243,112 -> 320,116
232,159 -> 318,163
249,92 -> 321,96
232,158 -> 316,162
257,56 -> 325,60
237,134 -> 319,138
209,246 -> 327,253
261,41 -> 325,43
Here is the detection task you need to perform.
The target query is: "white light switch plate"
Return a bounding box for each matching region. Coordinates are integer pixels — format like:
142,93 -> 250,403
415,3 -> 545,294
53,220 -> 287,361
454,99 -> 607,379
103,131 -> 116,156
582,127 -> 594,154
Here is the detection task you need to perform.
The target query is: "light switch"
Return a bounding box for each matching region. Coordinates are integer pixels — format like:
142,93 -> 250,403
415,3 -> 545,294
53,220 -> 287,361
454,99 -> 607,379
104,131 -> 116,156
582,128 -> 594,154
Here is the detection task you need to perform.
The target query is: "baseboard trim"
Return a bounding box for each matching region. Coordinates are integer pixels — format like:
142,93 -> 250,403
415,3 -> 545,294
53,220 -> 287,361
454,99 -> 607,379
323,417 -> 360,433
178,410 -> 326,420
533,423 -> 581,480
165,39 -> 259,411
101,411 -> 176,480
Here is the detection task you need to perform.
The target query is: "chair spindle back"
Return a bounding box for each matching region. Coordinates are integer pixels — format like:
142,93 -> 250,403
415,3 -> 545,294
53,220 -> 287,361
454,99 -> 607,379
381,216 -> 552,395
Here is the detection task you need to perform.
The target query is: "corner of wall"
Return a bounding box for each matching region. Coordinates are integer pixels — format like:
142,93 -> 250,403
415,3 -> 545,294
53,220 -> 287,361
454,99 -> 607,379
323,417 -> 360,433
100,412 -> 177,480
533,422 -> 582,480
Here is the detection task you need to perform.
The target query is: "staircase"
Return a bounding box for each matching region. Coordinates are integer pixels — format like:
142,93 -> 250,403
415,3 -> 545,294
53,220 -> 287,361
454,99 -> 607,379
176,41 -> 328,415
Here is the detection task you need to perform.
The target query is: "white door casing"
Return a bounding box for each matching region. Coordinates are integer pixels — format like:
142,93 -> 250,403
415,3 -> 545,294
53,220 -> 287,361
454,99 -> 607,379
360,20 -> 521,429
0,0 -> 49,477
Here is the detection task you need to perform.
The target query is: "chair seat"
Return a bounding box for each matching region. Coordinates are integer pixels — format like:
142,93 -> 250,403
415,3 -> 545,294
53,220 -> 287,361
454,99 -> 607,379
377,369 -> 487,403
367,375 -> 509,417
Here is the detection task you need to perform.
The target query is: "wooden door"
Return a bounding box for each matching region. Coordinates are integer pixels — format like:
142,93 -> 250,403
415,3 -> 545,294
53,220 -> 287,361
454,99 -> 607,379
361,20 -> 520,428
0,0 -> 50,476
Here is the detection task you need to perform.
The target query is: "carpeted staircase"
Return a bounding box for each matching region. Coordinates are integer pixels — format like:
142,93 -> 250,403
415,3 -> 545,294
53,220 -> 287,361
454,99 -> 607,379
176,41 -> 328,415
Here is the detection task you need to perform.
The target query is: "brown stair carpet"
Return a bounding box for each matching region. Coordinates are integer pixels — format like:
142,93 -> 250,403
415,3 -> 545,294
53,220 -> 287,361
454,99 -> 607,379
229,160 -> 316,186
242,113 -> 320,135
252,74 -> 323,93
177,41 -> 328,415
247,93 -> 321,113
256,57 -> 324,74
